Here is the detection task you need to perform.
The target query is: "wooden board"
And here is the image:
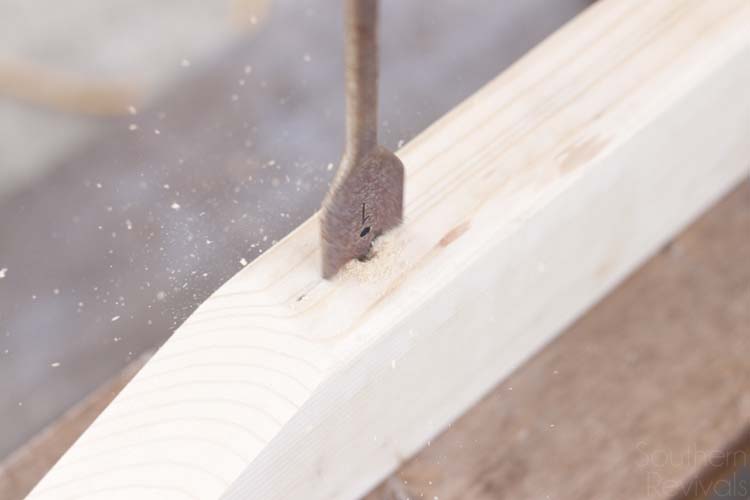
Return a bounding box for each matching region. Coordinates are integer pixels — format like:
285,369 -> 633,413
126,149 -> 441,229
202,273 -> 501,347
6,183 -> 748,500
0,0 -> 591,462
365,180 -> 750,500
27,0 -> 750,498
0,354 -> 150,500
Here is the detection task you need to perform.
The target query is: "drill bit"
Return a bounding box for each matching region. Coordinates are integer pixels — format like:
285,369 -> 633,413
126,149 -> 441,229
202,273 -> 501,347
320,0 -> 405,279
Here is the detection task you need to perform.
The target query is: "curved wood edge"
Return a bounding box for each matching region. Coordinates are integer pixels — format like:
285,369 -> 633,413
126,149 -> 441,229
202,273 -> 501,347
28,0 -> 750,498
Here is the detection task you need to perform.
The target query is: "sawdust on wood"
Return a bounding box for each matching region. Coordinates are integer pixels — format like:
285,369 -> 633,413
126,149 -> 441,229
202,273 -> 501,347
337,227 -> 408,283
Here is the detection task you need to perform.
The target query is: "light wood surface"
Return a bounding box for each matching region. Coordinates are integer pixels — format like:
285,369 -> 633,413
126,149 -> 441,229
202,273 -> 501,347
6,183 -> 748,500
27,0 -> 750,498
365,180 -> 750,500
0,0 -> 590,461
0,354 -> 150,500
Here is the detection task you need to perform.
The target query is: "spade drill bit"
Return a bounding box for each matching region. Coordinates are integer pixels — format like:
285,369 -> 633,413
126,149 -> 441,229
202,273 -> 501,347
320,0 -> 405,279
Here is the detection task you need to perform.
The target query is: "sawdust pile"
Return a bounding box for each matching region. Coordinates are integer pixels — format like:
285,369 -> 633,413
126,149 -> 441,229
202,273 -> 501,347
338,228 -> 407,282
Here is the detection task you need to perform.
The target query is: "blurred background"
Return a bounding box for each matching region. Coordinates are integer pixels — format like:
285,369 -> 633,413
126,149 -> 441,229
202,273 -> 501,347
0,0 -> 593,497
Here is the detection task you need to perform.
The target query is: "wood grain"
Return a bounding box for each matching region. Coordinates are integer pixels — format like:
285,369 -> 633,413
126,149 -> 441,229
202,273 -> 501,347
27,0 -> 750,498
0,353 -> 150,500
7,184 -> 749,500
0,0 -> 591,461
365,180 -> 750,500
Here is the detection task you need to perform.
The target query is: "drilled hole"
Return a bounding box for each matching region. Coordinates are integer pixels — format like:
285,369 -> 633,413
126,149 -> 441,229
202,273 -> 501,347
360,226 -> 371,238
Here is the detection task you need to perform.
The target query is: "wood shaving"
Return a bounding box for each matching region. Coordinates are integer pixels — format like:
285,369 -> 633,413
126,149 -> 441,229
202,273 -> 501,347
338,227 -> 407,282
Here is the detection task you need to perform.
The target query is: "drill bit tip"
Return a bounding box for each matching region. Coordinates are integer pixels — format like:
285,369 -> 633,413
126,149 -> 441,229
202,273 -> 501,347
320,146 -> 404,279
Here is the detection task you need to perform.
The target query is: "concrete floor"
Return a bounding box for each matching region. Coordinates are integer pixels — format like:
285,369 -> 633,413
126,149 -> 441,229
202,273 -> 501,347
0,0 -> 268,198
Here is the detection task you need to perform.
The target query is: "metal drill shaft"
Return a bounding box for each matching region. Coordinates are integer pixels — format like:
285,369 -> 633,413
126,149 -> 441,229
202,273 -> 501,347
345,0 -> 378,159
320,0 -> 404,279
